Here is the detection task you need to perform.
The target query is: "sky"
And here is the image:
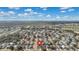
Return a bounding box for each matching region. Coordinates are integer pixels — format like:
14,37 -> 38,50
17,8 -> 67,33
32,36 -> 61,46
0,7 -> 79,21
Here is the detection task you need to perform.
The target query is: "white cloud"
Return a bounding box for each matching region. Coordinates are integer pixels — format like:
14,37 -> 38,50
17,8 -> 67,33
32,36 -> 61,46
8,7 -> 20,10
6,11 -> 15,16
68,9 -> 75,12
18,13 -> 29,17
24,13 -> 28,16
40,7 -> 48,10
18,12 -> 43,17
0,11 -> 4,14
60,7 -> 75,13
18,13 -> 22,16
0,11 -> 8,16
43,8 -> 47,10
18,8 -> 44,18
30,11 -> 42,15
24,8 -> 33,12
18,13 -> 25,17
10,16 -> 17,19
32,12 -> 38,14
38,13 -> 45,18
60,7 -> 71,10
46,14 -> 51,17
38,14 -> 43,17
56,16 -> 60,19
60,10 -> 66,13
8,11 -> 15,15
0,11 -> 16,17
24,8 -> 44,17
0,11 -> 4,16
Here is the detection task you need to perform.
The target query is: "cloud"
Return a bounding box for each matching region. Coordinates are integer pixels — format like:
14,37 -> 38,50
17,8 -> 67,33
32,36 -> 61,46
8,11 -> 15,15
18,13 -> 27,17
18,12 -> 30,17
60,7 -> 71,10
60,7 -> 75,13
6,11 -> 16,16
68,9 -> 75,12
24,13 -> 28,16
32,12 -> 38,14
24,8 -> 38,15
56,16 -> 60,19
24,8 -> 41,16
29,11 -> 43,16
60,10 -> 66,13
24,8 -> 33,12
18,13 -> 22,16
24,8 -> 46,18
46,14 -> 51,17
8,7 -> 20,10
17,11 -> 45,20
10,16 -> 17,19
40,7 -> 48,10
38,14 -> 43,17
0,11 -> 5,16
0,11 -> 16,17
63,16 -> 69,18
0,11 -> 9,16
60,7 -> 68,13
43,8 -> 47,10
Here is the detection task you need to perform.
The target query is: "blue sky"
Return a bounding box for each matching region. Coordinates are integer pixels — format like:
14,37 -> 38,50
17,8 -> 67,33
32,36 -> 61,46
0,7 -> 79,21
